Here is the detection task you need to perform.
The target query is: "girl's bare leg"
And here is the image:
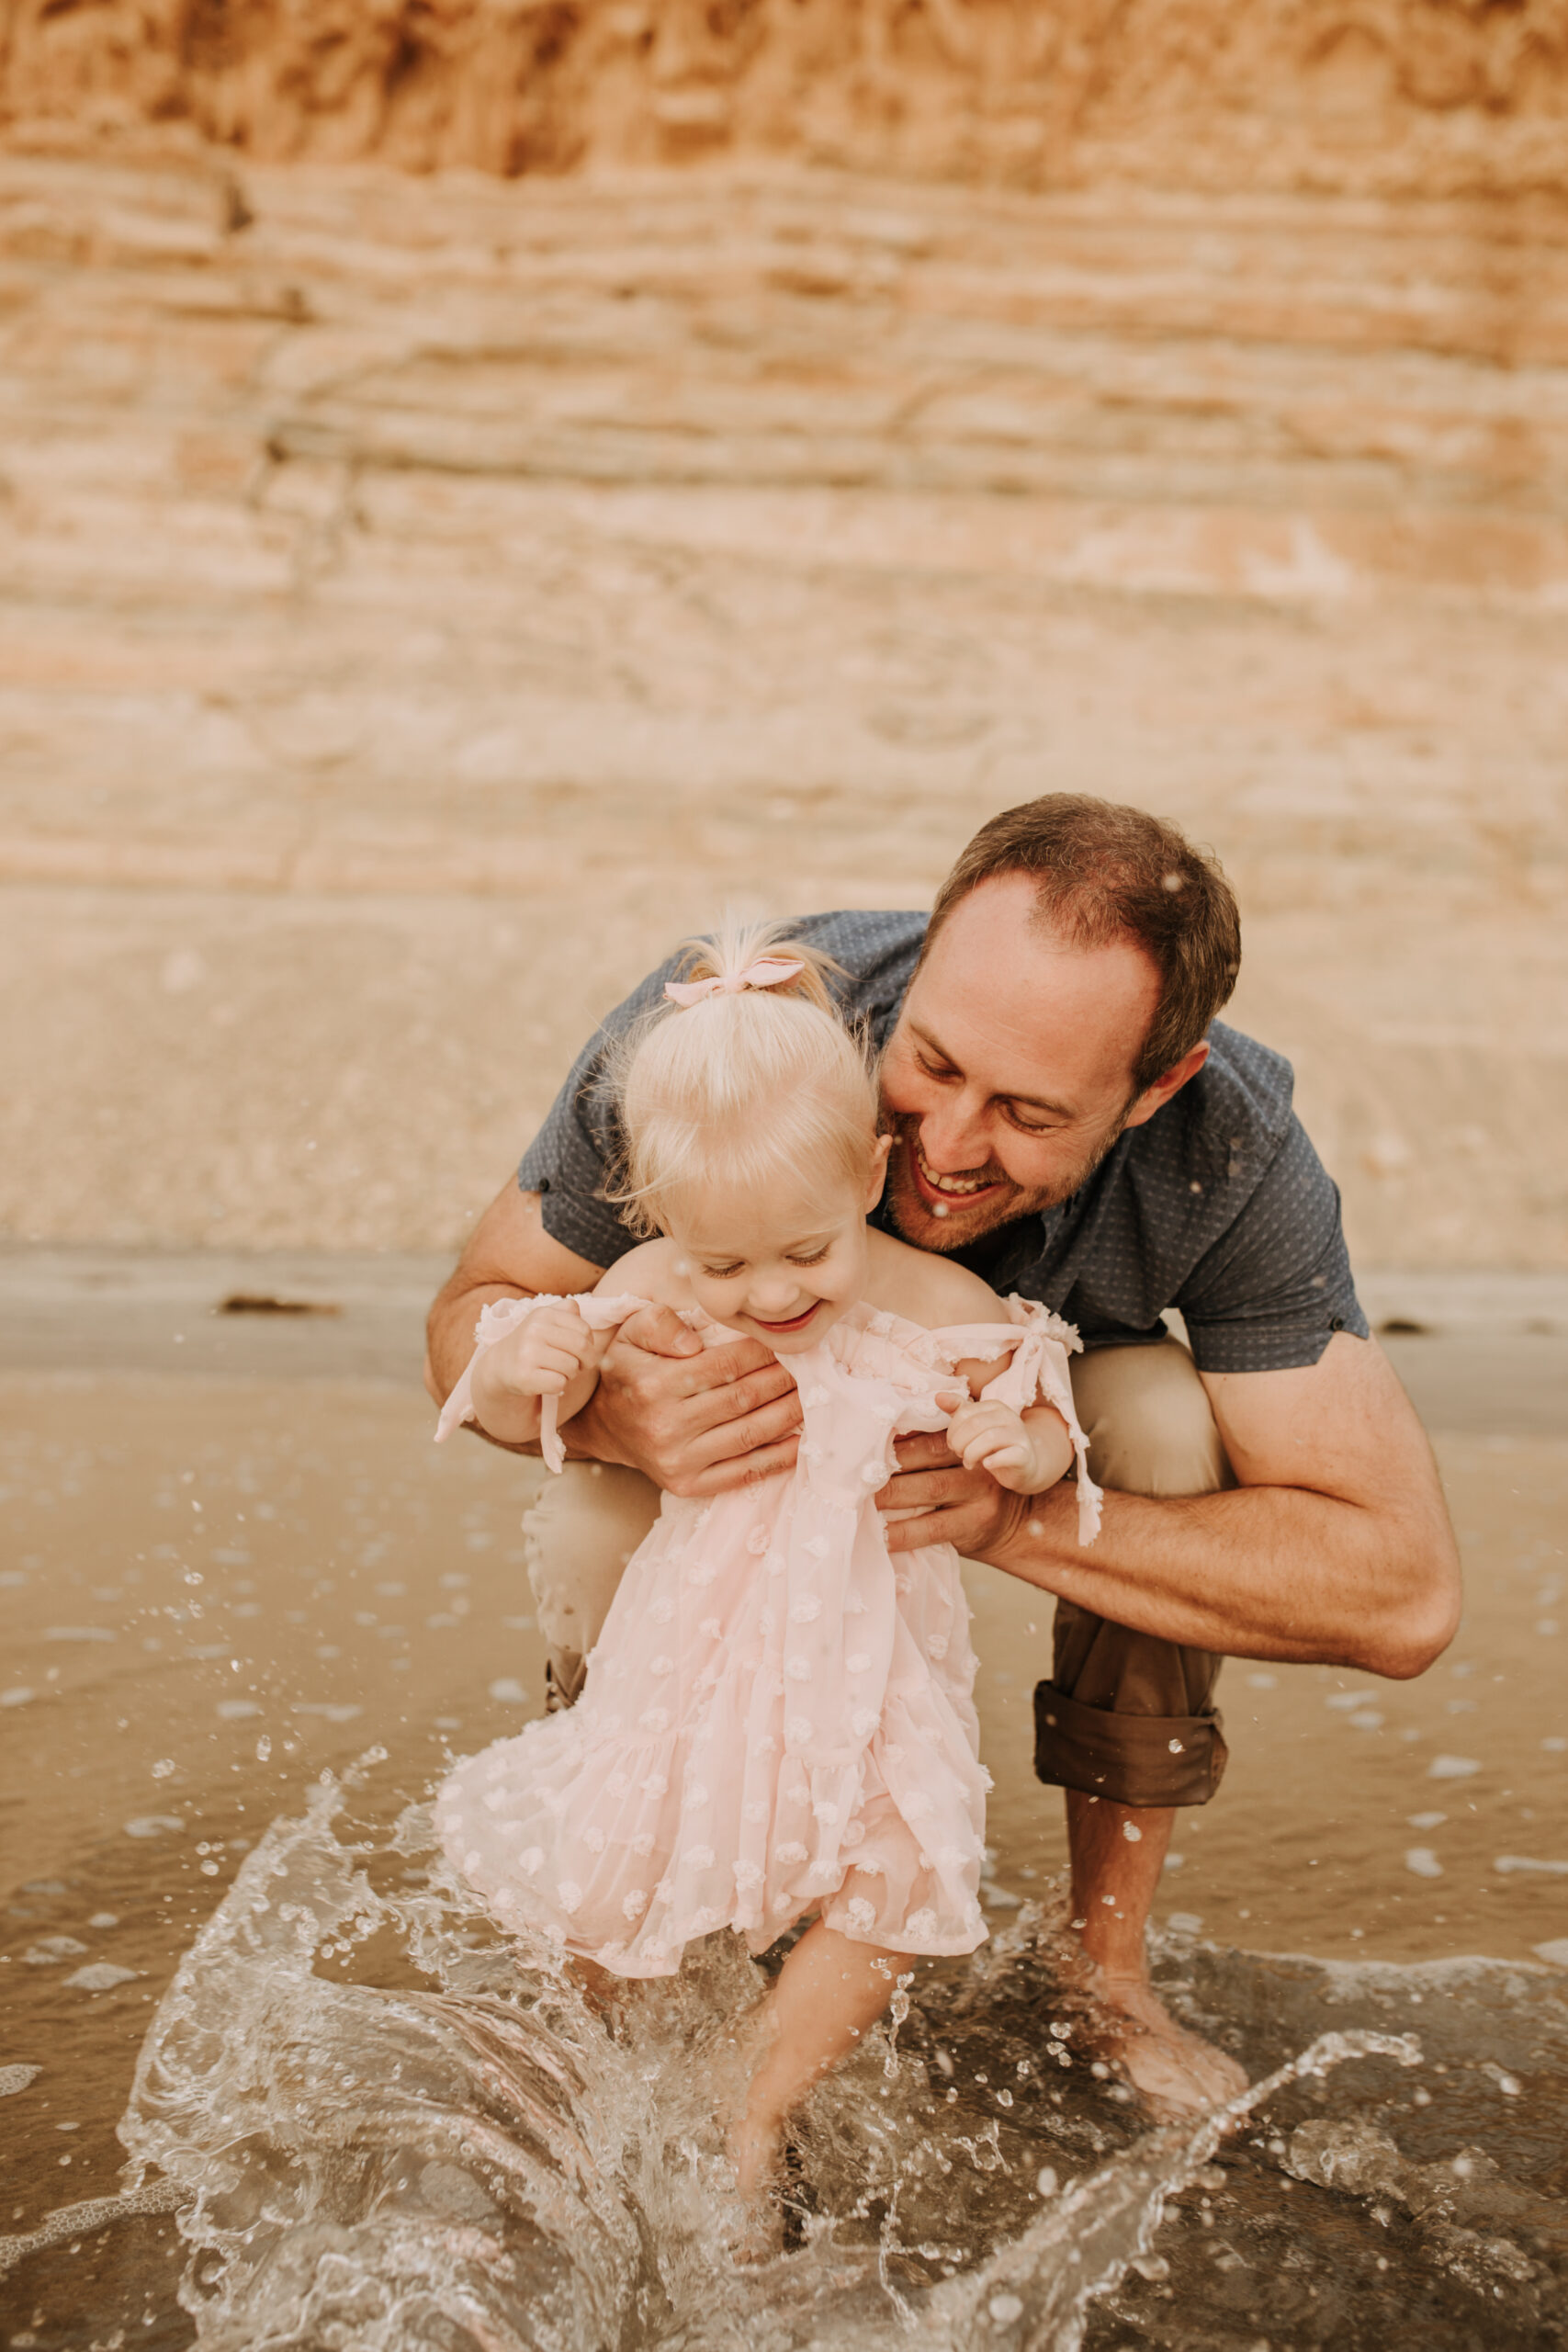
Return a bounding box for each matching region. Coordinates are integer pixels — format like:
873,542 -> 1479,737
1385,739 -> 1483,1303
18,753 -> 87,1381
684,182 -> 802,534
728,1920 -> 900,2200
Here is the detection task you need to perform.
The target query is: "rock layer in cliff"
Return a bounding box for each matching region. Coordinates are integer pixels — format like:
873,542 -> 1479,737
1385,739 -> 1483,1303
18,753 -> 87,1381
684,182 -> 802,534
3,0 -> 1567,198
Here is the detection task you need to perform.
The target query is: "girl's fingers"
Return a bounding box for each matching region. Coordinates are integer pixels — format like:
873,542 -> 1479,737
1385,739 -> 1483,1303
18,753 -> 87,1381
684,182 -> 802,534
955,1411 -> 1023,1464
516,1309 -> 589,1355
950,1407 -> 1000,1445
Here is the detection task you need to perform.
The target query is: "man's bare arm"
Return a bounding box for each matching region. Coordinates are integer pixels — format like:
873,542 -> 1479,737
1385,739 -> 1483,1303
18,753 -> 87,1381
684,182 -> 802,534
882,1334 -> 1461,1679
425,1181 -> 804,1484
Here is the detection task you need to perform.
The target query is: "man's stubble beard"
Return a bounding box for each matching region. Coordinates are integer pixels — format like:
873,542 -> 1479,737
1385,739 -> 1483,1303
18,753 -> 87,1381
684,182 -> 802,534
881,1109 -> 1126,1253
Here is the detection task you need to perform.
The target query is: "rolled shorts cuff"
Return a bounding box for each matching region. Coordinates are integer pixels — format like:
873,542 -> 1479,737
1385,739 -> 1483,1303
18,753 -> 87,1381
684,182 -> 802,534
1032,1679 -> 1228,1808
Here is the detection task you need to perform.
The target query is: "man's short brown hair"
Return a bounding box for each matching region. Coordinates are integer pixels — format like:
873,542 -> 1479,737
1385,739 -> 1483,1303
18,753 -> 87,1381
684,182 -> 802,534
925,796 -> 1241,1092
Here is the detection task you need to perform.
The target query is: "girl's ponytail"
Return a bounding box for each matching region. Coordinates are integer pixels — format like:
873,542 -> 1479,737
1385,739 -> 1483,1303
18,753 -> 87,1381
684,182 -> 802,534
605,919 -> 878,1238
662,920 -> 840,1014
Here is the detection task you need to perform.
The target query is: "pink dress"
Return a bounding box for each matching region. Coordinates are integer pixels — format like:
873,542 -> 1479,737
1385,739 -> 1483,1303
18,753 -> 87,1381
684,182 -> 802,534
433,1294 -> 1100,1979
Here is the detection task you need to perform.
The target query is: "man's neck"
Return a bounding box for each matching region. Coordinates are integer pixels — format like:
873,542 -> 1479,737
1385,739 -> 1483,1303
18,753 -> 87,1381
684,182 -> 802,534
949,1216 -> 1043,1280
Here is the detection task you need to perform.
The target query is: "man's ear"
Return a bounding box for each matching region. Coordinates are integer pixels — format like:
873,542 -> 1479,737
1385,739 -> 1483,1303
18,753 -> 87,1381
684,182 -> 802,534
865,1130 -> 895,1208
1122,1039 -> 1210,1133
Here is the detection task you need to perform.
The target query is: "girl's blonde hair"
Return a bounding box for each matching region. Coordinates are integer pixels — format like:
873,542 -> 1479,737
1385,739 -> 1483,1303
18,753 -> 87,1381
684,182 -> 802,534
608,919 -> 881,1238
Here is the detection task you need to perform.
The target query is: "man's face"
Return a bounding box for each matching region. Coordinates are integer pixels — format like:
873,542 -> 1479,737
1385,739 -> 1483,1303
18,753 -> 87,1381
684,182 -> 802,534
880,874 -> 1187,1252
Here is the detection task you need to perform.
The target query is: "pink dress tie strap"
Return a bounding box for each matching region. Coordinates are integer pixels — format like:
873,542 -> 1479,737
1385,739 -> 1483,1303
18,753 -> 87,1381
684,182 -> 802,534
434,1292 -> 654,1471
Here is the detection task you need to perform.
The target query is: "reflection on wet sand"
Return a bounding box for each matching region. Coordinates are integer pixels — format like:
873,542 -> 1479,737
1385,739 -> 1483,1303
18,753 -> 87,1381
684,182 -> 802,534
2,1360 -> 1565,2346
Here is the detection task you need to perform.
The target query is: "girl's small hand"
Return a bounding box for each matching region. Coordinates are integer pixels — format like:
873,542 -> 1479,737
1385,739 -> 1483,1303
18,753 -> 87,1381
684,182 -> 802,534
946,1398 -> 1068,1494
503,1303 -> 598,1397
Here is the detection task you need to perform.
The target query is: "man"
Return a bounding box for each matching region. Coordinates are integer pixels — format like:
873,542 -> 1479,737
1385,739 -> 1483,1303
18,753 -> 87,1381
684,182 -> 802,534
426,796 -> 1461,2109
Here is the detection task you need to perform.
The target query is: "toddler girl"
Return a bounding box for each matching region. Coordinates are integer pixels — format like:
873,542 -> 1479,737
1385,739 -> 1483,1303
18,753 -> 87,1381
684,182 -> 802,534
433,925 -> 1100,2210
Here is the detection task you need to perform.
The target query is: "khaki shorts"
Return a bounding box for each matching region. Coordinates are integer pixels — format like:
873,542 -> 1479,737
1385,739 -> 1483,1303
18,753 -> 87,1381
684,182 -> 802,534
520,1335 -> 1233,1811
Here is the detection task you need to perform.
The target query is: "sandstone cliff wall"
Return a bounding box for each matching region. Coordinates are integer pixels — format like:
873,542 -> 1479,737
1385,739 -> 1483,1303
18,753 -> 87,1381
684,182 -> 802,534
2,0 -> 1565,197
3,149 -> 1564,1261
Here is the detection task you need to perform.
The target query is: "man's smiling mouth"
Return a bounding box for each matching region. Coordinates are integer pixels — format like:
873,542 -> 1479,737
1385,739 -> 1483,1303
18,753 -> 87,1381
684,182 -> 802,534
909,1136 -> 1011,1211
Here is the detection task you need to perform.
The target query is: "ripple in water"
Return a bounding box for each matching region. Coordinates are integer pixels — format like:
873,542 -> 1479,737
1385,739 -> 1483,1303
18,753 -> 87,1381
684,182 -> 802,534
10,1754 -> 1563,2349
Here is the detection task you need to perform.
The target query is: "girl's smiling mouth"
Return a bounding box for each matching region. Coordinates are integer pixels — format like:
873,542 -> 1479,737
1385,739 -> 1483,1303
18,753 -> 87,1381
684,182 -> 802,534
749,1303 -> 820,1334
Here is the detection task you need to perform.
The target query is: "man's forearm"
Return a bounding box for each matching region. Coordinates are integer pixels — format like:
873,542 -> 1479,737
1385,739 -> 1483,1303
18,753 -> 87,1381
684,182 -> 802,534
984,1476 -> 1456,1679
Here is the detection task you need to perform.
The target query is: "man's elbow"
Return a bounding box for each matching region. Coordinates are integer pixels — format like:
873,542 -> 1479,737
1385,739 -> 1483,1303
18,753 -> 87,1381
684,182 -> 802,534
1358,1546 -> 1463,1681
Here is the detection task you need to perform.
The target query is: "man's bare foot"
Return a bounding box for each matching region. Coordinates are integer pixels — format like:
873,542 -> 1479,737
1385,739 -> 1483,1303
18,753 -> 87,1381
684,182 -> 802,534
1089,1971 -> 1249,2114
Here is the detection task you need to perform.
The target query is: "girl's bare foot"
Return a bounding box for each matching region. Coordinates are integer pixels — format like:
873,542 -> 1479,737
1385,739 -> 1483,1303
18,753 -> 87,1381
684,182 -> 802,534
722,2112 -> 786,2262
727,2108 -> 784,2203
565,1952 -> 627,2027
1089,1971 -> 1248,2114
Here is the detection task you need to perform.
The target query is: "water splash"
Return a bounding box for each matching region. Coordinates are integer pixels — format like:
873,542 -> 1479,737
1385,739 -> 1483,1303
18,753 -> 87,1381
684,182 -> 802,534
106,1763 -> 1428,2348
0,2180 -> 184,2280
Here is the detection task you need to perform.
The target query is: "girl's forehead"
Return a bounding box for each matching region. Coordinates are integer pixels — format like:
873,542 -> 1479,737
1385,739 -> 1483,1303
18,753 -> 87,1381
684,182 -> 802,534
672,1176 -> 863,1254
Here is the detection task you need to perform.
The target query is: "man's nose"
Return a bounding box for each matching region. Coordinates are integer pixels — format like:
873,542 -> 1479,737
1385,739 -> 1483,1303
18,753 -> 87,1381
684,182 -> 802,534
919,1100 -> 992,1172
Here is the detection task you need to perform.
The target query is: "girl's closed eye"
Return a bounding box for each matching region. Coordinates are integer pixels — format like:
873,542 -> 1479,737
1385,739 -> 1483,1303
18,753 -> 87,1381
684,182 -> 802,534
786,1246 -> 831,1266
701,1261 -> 746,1280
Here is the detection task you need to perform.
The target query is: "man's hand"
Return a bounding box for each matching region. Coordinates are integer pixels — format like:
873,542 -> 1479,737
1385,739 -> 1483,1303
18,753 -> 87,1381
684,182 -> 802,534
877,1430 -> 1031,1557
566,1306 -> 804,1497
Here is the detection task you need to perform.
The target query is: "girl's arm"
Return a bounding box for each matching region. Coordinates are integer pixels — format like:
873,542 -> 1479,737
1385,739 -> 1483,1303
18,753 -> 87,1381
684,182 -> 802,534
467,1238 -> 684,1446
873,1245 -> 1080,1497
947,1356 -> 1077,1497
467,1302 -> 605,1449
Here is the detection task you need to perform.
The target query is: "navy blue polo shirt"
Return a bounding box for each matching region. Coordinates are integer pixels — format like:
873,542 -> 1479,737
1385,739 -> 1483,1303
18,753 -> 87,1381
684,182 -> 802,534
517,910 -> 1367,1374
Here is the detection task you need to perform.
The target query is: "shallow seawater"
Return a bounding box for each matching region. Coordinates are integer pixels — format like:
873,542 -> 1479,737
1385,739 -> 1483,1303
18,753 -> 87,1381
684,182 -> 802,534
2,1371 -> 1567,2349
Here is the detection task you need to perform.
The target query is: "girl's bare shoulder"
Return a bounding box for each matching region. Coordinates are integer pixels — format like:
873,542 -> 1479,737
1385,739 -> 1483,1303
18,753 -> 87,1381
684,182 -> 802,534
863,1227 -> 1006,1330
594,1238 -> 694,1309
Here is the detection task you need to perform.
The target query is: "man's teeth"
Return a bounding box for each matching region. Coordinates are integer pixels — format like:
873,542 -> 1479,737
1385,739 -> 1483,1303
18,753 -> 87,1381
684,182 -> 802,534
916,1149 -> 994,1197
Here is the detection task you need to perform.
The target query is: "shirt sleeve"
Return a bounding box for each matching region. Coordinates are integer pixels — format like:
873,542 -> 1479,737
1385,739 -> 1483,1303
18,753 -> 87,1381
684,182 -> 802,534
515,967 -> 671,1271
1175,1115 -> 1370,1374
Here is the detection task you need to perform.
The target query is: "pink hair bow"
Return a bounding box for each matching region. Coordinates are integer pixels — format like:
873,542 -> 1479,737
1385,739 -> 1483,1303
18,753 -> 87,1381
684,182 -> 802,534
663,957 -> 805,1007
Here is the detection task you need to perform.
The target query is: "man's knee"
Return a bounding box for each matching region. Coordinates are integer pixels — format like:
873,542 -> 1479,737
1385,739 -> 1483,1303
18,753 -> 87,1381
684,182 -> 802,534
1070,1335 -> 1234,1500
522,1462 -> 661,1671
1037,1338 -> 1232,1808
1033,1652 -> 1229,1807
